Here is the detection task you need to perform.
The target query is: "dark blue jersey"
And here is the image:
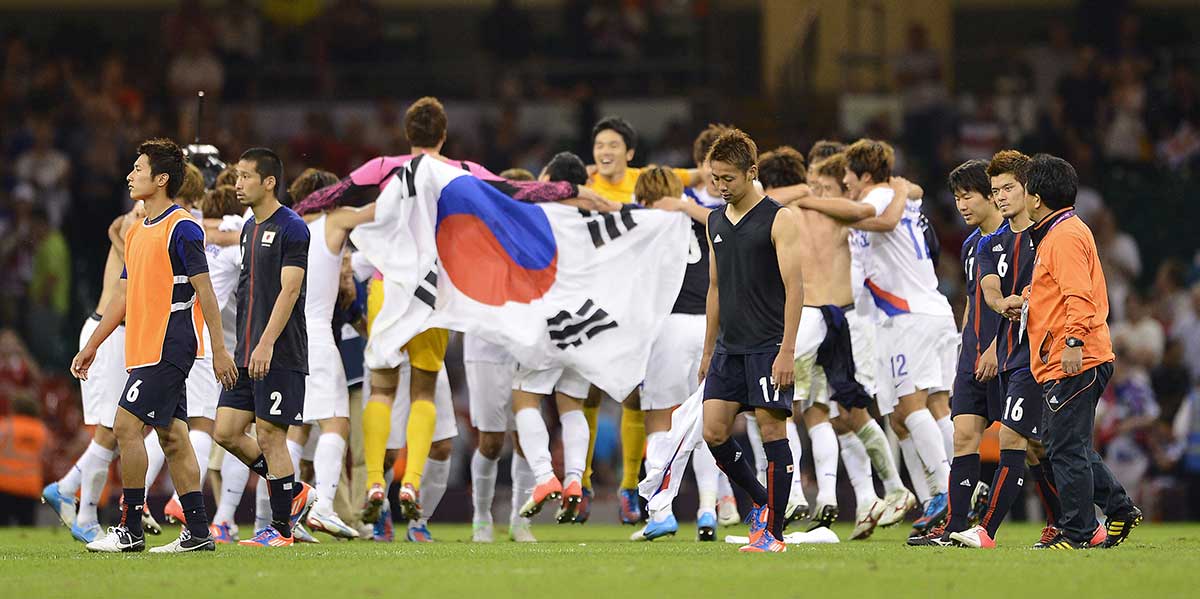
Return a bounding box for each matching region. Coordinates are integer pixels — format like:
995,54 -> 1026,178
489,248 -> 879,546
977,222 -> 1035,373
707,197 -> 786,354
235,205 -> 310,374
957,227 -> 999,374
672,218 -> 709,315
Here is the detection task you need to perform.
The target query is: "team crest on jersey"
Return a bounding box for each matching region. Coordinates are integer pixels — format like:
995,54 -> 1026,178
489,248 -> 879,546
262,231 -> 276,246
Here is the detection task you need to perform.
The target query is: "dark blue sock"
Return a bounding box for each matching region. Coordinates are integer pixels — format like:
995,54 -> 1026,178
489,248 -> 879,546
122,488 -> 146,538
708,437 -> 768,506
249,454 -> 270,478
947,453 -> 980,533
1029,461 -> 1062,526
268,475 -> 295,538
763,439 -> 792,540
982,449 -> 1027,538
179,491 -> 210,539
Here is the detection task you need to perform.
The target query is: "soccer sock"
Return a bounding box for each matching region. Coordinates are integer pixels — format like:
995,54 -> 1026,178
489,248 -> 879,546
401,399 -> 436,490
708,437 -> 768,506
313,433 -> 346,515
1029,461 -> 1062,526
286,439 -> 304,478
810,422 -> 839,506
215,452 -> 249,525
560,410 -> 589,485
946,453 -> 981,533
514,408 -> 555,482
122,488 -> 145,537
982,449 -> 1027,538
904,409 -> 951,495
582,404 -> 599,491
58,449 -> 86,495
693,442 -> 720,516
785,419 -> 804,497
510,453 -> 535,526
179,491 -> 211,539
839,432 -> 879,509
471,449 -> 499,525
418,457 -> 450,524
619,405 -> 646,489
763,439 -> 793,539
857,419 -> 904,494
76,442 -> 116,527
363,401 -> 392,489
144,433 -> 165,489
267,475 -> 295,537
744,415 -> 768,487
936,415 -> 955,464
254,477 -> 271,532
247,454 -> 270,478
899,437 -> 932,503
188,430 -> 213,485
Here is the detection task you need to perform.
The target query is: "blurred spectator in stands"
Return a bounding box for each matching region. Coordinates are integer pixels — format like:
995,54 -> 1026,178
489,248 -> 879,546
168,29 -> 225,104
1169,384 -> 1200,518
0,329 -> 40,397
1024,23 -> 1076,107
1173,285 -> 1200,383
1097,346 -> 1160,504
343,116 -> 381,170
1064,140 -> 1104,222
25,206 -> 69,368
163,0 -> 214,55
585,0 -> 648,60
1154,339 -> 1193,424
323,0 -> 383,63
1093,208 -> 1140,321
2,37 -> 34,110
0,393 -> 48,526
1112,292 -> 1165,369
1056,45 -> 1107,142
1103,58 -> 1150,163
957,96 -> 1004,161
289,111 -> 350,177
895,23 -> 950,185
214,0 -> 263,101
0,187 -> 34,328
481,0 -> 534,63
1153,259 -> 1194,331
1152,62 -> 1200,170
13,118 -> 70,229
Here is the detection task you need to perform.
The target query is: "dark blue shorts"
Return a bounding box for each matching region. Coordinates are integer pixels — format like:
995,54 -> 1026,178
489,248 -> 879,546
998,368 -> 1043,440
119,362 -> 189,428
703,351 -> 793,415
951,370 -> 1002,422
218,367 -> 306,427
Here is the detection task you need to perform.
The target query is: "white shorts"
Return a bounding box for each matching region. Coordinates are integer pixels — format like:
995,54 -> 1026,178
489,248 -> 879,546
79,317 -> 126,429
793,307 -> 839,418
642,313 -> 706,411
303,340 -> 349,423
386,364 -> 458,449
185,356 -> 219,420
846,308 -> 877,397
467,360 -> 518,433
511,364 -> 590,399
874,313 -> 958,414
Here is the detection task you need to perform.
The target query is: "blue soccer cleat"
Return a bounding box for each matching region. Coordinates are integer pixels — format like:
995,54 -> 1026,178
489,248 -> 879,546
373,501 -> 394,542
406,522 -> 434,543
911,492 -> 948,536
630,513 -> 677,541
42,482 -> 76,528
238,527 -> 293,547
618,488 -> 642,525
740,505 -> 785,553
697,511 -> 717,542
71,522 -> 101,544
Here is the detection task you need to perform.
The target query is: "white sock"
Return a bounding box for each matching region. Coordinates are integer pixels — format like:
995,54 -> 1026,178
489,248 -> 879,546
510,453 -> 535,526
471,449 -> 499,525
899,437 -> 931,503
286,439 -> 304,477
76,442 -> 115,527
839,432 -> 879,509
692,442 -> 719,515
417,457 -> 450,524
717,471 -> 734,498
786,418 -> 804,495
215,451 -> 249,525
809,422 -> 839,506
514,408 -> 555,482
559,410 -> 588,484
744,415 -> 768,487
144,433 -> 165,489
904,409 -> 950,495
254,476 -> 271,531
936,415 -> 954,465
857,419 -> 903,494
313,433 -> 346,515
188,430 -> 213,486
57,449 -> 87,495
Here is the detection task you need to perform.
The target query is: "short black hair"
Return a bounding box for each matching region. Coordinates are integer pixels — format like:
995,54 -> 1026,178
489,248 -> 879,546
137,138 -> 186,197
591,116 -> 637,151
757,146 -> 806,189
1025,153 -> 1077,210
948,159 -> 991,198
239,147 -> 285,200
807,140 -> 845,166
543,152 -> 588,185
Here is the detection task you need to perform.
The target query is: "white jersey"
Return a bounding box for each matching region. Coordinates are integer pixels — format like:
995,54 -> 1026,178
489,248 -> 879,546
205,241 -> 241,352
858,187 -> 952,322
305,214 -> 345,345
463,334 -> 514,364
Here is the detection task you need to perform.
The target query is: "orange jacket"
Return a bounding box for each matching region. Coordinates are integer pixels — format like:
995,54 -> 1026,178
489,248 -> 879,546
0,414 -> 48,498
1026,208 -> 1115,383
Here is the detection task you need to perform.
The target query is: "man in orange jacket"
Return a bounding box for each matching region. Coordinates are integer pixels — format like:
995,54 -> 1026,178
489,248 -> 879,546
1022,154 -> 1141,550
0,394 -> 48,526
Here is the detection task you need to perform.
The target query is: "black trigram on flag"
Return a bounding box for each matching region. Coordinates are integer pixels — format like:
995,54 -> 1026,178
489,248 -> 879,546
547,299 -> 618,349
580,207 -> 638,248
414,263 -> 438,308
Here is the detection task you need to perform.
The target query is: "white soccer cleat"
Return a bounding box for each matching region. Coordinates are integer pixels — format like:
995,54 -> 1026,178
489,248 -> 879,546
86,526 -> 145,553
784,489 -> 810,525
717,495 -> 740,527
879,488 -> 917,528
949,525 -> 996,549
149,528 -> 215,553
509,522 -> 537,543
307,509 -> 361,539
142,506 -> 162,536
472,522 -> 495,543
851,498 -> 886,540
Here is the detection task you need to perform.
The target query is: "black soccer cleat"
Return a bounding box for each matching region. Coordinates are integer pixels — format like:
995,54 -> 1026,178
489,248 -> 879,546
1044,533 -> 1090,551
906,526 -> 953,547
967,481 -> 991,528
806,504 -> 839,532
1101,506 -> 1143,549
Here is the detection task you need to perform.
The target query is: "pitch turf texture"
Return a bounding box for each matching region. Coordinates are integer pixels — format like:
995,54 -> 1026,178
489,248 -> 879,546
3,523 -> 1197,598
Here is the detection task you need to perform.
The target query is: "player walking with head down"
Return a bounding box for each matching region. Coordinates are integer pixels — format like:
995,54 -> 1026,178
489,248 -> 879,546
699,130 -> 803,553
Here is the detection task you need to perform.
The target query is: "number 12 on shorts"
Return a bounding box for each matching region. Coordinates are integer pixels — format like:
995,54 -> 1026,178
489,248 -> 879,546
1004,396 -> 1024,421
757,377 -> 779,402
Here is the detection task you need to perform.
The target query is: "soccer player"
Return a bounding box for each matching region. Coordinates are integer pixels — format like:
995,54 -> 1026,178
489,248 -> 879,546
686,123 -> 731,207
699,129 -> 802,553
628,166 -> 722,542
72,138 -> 237,553
907,159 -> 1004,546
213,147 -> 315,548
1021,154 -> 1141,550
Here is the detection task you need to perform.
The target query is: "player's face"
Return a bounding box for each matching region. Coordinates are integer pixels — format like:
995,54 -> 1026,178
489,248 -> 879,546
813,174 -> 845,199
954,189 -> 993,226
991,173 -> 1027,220
235,159 -> 268,207
593,129 -> 633,179
710,160 -> 755,204
126,154 -> 162,201
843,169 -> 868,200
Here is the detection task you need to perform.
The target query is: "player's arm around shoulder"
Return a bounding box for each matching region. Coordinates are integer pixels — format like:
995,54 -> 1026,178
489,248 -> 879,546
852,178 -> 911,232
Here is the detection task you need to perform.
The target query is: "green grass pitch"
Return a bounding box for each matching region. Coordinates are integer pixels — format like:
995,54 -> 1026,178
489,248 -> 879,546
3,522 -> 1198,598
